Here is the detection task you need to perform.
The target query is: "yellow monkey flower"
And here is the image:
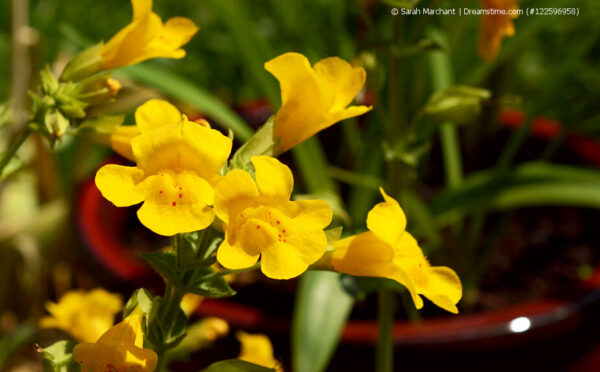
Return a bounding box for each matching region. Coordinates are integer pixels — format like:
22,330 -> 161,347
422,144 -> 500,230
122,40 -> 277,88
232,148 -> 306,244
478,0 -> 520,61
39,289 -> 122,343
73,308 -> 158,372
95,100 -> 232,236
214,156 -> 332,279
237,331 -> 282,371
265,52 -> 372,151
330,188 -> 462,313
101,0 -> 199,69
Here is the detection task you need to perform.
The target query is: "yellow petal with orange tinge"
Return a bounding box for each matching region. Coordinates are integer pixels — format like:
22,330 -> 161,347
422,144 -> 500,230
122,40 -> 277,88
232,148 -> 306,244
137,172 -> 215,236
477,0 -> 520,61
217,234 -> 260,270
95,164 -> 145,207
214,169 -> 259,225
135,99 -> 182,132
252,155 -> 293,199
366,188 -> 407,247
265,52 -> 371,151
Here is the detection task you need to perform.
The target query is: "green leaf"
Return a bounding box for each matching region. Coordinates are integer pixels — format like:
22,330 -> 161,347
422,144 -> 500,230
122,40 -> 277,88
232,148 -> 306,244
186,268 -> 236,298
0,324 -> 36,370
77,115 -> 124,133
431,162 -> 600,225
0,152 -> 23,180
424,85 -> 491,126
292,271 -> 353,372
139,250 -> 180,286
203,359 -> 276,372
123,288 -> 157,318
42,340 -> 81,372
120,64 -> 253,141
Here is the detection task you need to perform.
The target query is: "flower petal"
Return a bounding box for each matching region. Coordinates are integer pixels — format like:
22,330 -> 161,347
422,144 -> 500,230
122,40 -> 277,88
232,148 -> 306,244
95,164 -> 145,207
131,119 -> 232,182
313,57 -> 367,111
280,199 -> 332,229
137,172 -> 215,236
110,125 -> 140,161
264,52 -> 313,105
217,233 -> 260,270
135,99 -> 182,132
330,231 -> 394,277
260,240 -> 311,280
156,17 -> 199,49
132,0 -> 152,20
214,169 -> 259,224
252,155 -> 293,199
422,266 -> 462,314
366,188 -> 407,247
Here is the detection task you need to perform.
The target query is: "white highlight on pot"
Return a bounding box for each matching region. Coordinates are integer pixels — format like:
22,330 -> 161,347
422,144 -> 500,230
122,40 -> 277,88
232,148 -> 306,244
508,316 -> 531,333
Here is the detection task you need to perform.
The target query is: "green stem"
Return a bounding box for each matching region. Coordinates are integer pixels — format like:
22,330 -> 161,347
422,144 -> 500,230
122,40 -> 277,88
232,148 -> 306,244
376,290 -> 394,372
200,262 -> 261,282
0,125 -> 31,177
376,15 -> 404,372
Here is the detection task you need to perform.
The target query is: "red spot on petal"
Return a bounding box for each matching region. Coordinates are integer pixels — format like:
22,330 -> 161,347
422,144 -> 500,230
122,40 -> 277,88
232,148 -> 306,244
276,220 -> 280,224
282,229 -> 286,233
278,234 -> 281,238
283,239 -> 287,243
159,190 -> 163,194
179,186 -> 182,190
172,202 -> 176,206
256,225 -> 260,229
179,194 -> 182,198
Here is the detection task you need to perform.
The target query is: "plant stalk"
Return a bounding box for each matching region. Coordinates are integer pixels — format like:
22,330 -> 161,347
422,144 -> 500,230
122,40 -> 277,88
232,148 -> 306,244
0,125 -> 31,177
376,289 -> 395,372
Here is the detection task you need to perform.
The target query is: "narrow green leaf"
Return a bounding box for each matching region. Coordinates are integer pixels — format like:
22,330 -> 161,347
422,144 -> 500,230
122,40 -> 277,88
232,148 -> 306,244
139,251 -> 180,286
0,324 -> 36,370
42,340 -> 81,372
186,268 -> 236,298
203,359 -> 276,372
292,271 -> 353,372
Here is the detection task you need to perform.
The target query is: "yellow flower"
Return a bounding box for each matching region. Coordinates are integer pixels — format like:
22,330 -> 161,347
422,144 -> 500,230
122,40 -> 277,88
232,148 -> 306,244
101,0 -> 199,69
478,0 -> 520,61
330,188 -> 462,313
95,99 -> 232,236
39,289 -> 122,343
73,308 -> 158,372
110,124 -> 140,162
214,155 -> 332,279
237,331 -> 282,372
265,52 -> 372,151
